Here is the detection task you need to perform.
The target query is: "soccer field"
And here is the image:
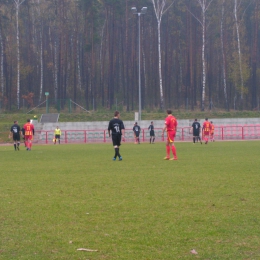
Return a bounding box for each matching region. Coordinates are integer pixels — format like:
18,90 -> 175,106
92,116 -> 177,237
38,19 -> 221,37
1,141 -> 260,260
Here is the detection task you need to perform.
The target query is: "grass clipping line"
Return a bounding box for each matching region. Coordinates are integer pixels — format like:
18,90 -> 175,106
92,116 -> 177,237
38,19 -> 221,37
77,248 -> 98,252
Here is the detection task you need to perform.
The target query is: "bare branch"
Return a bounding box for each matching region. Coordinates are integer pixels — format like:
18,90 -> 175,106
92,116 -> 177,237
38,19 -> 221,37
162,0 -> 175,16
186,6 -> 203,27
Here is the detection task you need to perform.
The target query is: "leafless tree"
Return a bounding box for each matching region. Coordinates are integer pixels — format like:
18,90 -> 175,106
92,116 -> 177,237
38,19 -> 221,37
151,0 -> 175,109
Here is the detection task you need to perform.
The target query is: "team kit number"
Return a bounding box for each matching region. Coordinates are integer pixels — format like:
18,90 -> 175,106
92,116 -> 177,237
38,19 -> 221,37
114,125 -> 120,133
25,126 -> 32,135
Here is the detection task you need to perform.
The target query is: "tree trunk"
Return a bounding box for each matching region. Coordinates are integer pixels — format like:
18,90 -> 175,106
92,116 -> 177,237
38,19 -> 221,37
234,0 -> 244,102
221,0 -> 228,110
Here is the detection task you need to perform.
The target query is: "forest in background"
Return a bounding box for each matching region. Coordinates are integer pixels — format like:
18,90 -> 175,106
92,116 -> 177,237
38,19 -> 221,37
0,0 -> 259,112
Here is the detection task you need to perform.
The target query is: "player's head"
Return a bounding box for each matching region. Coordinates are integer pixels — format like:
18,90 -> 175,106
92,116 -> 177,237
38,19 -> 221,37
151,121 -> 153,124
195,119 -> 197,121
135,122 -> 138,125
167,109 -> 172,115
205,118 -> 208,121
14,120 -> 17,124
56,126 -> 59,129
27,119 -> 30,122
211,121 -> 213,124
114,111 -> 120,117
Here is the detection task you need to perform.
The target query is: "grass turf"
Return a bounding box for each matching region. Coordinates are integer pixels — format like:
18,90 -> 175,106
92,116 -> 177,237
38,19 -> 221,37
0,141 -> 260,259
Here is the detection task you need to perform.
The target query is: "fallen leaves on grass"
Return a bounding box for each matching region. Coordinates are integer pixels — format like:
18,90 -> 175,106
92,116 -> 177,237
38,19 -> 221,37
190,249 -> 198,254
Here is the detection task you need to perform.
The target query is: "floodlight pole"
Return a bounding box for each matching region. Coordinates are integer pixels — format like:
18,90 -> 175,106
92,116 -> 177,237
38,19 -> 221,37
131,7 -> 147,122
138,12 -> 141,122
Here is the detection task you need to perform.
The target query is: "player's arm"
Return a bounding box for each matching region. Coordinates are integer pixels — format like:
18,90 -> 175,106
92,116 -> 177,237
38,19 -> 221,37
162,124 -> 167,136
121,129 -> 125,141
133,127 -> 136,137
107,122 -> 111,137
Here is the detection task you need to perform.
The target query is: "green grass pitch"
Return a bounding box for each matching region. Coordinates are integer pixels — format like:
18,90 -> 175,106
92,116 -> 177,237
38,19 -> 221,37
1,141 -> 260,260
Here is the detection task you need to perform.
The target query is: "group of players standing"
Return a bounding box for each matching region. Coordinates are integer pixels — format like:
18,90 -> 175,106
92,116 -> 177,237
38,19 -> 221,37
9,114 -> 214,159
9,119 -> 35,151
191,118 -> 215,144
108,111 -> 216,161
108,109 -> 178,161
132,121 -> 155,144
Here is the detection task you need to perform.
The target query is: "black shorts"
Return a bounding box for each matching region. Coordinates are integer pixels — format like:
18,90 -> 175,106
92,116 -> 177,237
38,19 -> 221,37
112,134 -> 122,146
193,131 -> 200,137
55,135 -> 61,139
135,132 -> 140,137
150,130 -> 155,137
13,134 -> 20,141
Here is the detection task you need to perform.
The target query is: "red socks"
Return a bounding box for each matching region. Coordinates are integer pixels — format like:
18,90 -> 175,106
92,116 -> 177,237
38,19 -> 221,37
172,146 -> 177,158
166,145 -> 170,157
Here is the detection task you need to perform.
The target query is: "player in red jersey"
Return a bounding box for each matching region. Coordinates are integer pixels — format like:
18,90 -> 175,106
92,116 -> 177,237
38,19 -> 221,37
162,109 -> 178,160
210,121 -> 215,142
23,119 -> 35,151
202,118 -> 212,144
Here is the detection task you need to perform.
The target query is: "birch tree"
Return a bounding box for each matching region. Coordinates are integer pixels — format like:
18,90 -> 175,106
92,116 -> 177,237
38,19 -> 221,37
13,0 -> 26,109
151,0 -> 174,109
233,0 -> 244,101
188,0 -> 214,111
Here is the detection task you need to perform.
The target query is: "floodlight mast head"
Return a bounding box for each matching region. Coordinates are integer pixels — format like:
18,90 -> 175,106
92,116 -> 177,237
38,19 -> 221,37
141,7 -> 147,14
131,7 -> 138,14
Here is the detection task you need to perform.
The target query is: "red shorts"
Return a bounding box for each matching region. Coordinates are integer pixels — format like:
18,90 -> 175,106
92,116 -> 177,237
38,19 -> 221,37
203,131 -> 210,136
24,135 -> 33,141
167,131 -> 176,143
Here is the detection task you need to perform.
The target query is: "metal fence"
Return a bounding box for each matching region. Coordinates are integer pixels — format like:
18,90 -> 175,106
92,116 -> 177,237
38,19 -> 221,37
34,125 -> 260,144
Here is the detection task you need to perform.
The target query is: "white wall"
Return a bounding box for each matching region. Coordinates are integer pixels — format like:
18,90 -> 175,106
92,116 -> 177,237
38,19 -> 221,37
34,118 -> 260,131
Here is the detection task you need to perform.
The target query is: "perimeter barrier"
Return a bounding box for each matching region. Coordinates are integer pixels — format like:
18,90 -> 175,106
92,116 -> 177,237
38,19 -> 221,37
34,125 -> 260,144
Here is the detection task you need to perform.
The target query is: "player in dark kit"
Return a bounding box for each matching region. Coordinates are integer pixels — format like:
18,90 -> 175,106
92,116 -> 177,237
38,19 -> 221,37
191,119 -> 202,144
148,121 -> 155,144
133,122 -> 141,144
108,111 -> 125,161
9,120 -> 21,151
